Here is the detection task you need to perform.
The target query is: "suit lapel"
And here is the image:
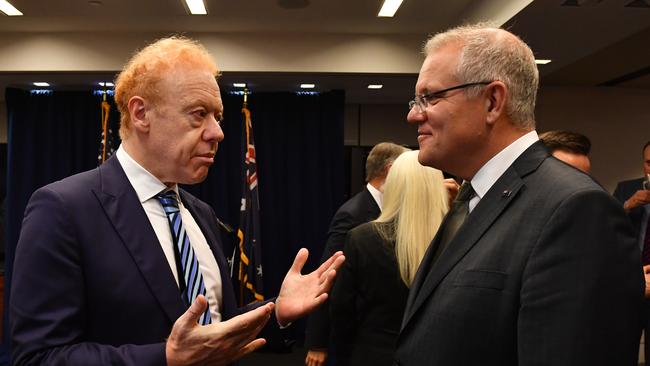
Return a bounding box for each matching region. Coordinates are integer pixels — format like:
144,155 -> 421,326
401,141 -> 548,331
93,157 -> 186,324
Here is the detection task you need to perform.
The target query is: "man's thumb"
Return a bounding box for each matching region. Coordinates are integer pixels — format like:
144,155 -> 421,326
177,295 -> 208,329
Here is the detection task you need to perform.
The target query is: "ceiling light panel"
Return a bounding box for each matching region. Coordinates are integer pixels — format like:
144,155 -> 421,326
378,0 -> 403,17
0,0 -> 23,16
184,0 -> 207,15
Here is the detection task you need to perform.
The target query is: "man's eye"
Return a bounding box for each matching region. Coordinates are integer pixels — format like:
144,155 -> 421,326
423,93 -> 442,105
194,110 -> 208,118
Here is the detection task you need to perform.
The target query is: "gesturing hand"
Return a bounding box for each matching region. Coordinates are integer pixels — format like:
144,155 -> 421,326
166,295 -> 273,366
275,248 -> 345,326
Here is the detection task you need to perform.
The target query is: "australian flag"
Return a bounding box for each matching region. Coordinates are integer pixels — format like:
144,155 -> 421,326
97,99 -> 115,165
236,106 -> 265,306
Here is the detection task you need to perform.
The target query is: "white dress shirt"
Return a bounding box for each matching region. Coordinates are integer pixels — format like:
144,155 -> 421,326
367,182 -> 383,212
467,130 -> 539,213
116,145 -> 223,322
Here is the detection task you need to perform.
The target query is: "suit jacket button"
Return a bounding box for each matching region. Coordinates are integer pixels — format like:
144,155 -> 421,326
393,359 -> 400,366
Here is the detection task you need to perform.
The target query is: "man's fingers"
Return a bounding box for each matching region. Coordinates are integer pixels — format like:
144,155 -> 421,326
228,302 -> 274,330
238,338 -> 267,357
201,302 -> 272,354
310,293 -> 328,308
318,255 -> 345,283
316,269 -> 339,298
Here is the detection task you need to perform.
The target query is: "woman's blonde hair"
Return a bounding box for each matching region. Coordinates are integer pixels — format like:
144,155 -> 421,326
375,150 -> 449,286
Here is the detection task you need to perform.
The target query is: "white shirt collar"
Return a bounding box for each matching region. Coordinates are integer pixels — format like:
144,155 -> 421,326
469,130 -> 539,201
115,144 -> 178,202
366,182 -> 383,211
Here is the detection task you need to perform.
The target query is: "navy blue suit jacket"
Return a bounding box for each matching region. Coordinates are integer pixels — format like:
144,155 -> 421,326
10,156 -> 258,365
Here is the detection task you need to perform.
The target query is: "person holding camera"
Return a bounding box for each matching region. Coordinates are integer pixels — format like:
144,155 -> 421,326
614,141 -> 650,257
613,140 -> 650,362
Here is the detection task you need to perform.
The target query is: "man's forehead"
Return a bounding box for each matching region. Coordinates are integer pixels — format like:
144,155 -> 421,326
416,48 -> 459,90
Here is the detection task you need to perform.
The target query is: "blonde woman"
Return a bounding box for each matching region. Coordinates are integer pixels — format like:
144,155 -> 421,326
330,150 -> 449,366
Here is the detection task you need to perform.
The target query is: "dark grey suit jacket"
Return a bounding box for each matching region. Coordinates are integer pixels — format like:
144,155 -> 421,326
305,188 -> 381,349
394,141 -> 644,366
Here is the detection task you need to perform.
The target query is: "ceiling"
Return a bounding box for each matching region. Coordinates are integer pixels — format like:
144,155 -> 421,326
0,0 -> 649,103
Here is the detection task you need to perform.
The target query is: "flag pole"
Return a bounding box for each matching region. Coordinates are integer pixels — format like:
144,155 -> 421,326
100,84 -> 110,164
239,87 -> 248,305
243,87 -> 249,108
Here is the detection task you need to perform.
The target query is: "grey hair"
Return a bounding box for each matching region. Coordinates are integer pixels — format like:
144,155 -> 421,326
424,23 -> 539,129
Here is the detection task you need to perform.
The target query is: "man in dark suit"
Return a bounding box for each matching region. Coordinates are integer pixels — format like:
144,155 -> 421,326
613,140 -> 650,361
395,24 -> 644,366
10,36 -> 344,366
614,141 -> 650,244
304,142 -> 407,366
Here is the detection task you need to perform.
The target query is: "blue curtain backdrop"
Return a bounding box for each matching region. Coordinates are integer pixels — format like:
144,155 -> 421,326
3,87 -> 345,350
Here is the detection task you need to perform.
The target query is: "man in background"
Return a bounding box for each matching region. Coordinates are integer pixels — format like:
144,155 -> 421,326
613,141 -> 650,362
396,23 -> 643,365
305,142 -> 407,366
539,130 -> 591,173
10,36 -> 344,366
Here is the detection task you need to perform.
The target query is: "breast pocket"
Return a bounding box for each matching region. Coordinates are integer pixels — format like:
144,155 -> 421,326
454,269 -> 507,291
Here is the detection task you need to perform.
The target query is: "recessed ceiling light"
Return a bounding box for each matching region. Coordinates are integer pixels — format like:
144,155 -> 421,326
98,82 -> 114,87
377,0 -> 403,17
368,84 -> 383,89
184,0 -> 207,15
0,0 -> 23,16
300,84 -> 315,89
33,82 -> 50,87
535,59 -> 552,65
233,83 -> 247,88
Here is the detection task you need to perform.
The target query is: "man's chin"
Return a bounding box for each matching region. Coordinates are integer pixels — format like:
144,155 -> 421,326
417,150 -> 436,168
179,169 -> 210,185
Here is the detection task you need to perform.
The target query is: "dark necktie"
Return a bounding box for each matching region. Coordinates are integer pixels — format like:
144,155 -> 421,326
642,214 -> 650,265
432,182 -> 475,263
157,191 -> 212,325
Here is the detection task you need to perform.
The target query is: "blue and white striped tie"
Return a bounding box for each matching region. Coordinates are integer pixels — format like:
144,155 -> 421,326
157,191 -> 211,325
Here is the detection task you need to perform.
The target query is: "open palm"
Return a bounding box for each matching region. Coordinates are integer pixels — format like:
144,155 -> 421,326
275,248 -> 345,326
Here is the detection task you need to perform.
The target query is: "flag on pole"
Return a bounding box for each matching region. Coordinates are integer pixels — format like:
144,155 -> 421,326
97,91 -> 115,165
236,105 -> 265,305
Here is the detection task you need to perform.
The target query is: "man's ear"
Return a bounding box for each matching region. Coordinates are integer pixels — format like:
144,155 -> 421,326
485,81 -> 507,125
383,163 -> 392,176
128,96 -> 150,133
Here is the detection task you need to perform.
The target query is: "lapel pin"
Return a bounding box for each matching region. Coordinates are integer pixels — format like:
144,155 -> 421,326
502,190 -> 512,197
